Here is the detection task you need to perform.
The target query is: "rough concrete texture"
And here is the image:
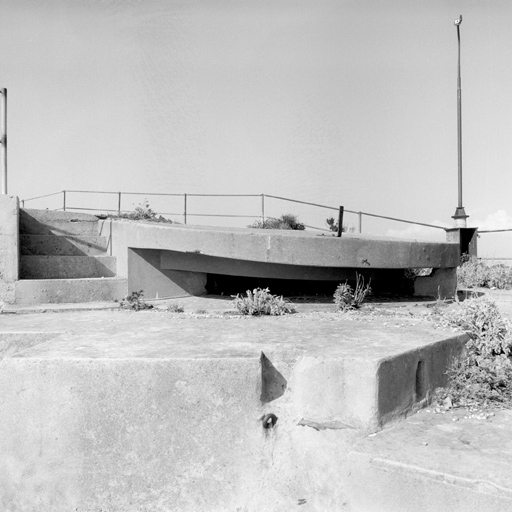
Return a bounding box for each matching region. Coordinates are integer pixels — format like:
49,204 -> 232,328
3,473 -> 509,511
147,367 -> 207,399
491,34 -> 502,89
20,234 -> 109,256
344,409 -> 512,512
0,307 -> 468,511
20,255 -> 117,279
0,195 -> 19,302
14,278 -> 127,304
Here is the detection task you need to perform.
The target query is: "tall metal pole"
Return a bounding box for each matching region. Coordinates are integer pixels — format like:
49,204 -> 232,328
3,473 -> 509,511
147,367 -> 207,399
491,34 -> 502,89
452,15 -> 468,227
0,88 -> 6,195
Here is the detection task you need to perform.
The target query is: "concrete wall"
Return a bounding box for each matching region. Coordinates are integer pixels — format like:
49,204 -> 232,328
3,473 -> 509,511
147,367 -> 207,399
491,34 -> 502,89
128,248 -> 206,298
0,196 -> 19,303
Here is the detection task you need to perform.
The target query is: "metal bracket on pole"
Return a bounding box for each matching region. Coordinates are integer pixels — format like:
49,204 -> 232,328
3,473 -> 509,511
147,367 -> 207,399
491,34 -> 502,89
0,88 -> 6,195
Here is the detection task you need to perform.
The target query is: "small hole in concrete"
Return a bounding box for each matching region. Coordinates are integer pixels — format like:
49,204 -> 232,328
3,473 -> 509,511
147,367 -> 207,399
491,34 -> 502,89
262,413 -> 278,429
415,360 -> 426,400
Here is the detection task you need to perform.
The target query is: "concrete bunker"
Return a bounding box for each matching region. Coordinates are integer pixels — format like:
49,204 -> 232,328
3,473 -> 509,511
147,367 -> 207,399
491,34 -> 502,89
0,197 -> 461,304
119,221 -> 460,300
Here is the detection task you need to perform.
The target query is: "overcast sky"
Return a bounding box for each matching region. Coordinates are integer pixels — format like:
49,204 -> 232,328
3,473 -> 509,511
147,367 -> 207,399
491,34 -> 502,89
1,0 -> 510,254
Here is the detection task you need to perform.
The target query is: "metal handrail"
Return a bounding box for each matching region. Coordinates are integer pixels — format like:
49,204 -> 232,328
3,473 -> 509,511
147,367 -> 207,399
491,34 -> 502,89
20,189 -> 448,234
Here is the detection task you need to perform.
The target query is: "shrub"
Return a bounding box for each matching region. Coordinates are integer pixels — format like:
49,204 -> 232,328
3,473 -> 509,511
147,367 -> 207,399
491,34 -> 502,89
334,274 -> 372,311
434,296 -> 512,409
457,256 -> 489,288
117,290 -> 154,311
325,217 -> 354,233
167,303 -> 185,313
487,264 -> 512,290
232,288 -> 295,316
249,214 -> 305,230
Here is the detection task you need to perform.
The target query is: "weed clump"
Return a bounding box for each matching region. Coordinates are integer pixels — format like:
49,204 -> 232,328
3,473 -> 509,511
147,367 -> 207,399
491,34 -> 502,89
107,200 -> 175,224
334,274 -> 371,312
249,214 -> 305,230
117,290 -> 154,311
434,296 -> 512,409
167,303 -> 185,313
232,288 -> 295,316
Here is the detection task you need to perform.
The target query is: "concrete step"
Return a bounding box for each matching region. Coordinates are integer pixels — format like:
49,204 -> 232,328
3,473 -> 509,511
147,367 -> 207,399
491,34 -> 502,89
20,234 -> 109,256
20,208 -> 101,236
344,409 -> 512,512
14,278 -> 127,304
20,256 -> 116,279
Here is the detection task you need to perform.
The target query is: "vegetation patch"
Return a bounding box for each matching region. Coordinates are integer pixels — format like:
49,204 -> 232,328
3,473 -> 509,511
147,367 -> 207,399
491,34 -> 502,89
116,290 -> 154,311
458,256 -> 512,290
249,214 -> 305,230
333,274 -> 372,312
167,303 -> 185,313
232,288 -> 296,316
434,296 -> 512,409
106,200 -> 175,224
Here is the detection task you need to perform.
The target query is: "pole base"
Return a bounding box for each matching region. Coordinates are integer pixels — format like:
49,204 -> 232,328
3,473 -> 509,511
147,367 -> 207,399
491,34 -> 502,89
452,207 -> 468,228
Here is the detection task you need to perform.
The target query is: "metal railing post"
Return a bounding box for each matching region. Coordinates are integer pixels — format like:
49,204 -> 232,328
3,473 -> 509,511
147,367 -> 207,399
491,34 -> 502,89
358,212 -> 362,233
184,193 -> 187,224
118,192 -> 122,215
63,190 -> 67,211
337,206 -> 344,237
261,194 -> 265,223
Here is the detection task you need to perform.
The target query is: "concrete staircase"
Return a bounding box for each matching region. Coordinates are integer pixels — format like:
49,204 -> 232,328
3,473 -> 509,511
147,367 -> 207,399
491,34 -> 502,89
15,209 -> 127,304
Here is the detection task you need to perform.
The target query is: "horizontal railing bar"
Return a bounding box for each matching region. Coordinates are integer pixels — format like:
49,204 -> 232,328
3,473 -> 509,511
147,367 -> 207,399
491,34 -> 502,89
64,190 -> 185,197
64,190 -> 261,198
264,194 -> 339,211
185,194 -> 262,197
21,191 -> 64,202
479,257 -> 512,260
356,211 -> 446,230
184,213 -> 260,218
479,229 -> 512,233
303,224 -> 332,232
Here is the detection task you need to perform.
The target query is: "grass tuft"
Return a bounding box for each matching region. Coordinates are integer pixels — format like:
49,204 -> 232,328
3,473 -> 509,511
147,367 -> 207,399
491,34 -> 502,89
116,290 -> 154,311
333,274 -> 372,312
232,288 -> 295,316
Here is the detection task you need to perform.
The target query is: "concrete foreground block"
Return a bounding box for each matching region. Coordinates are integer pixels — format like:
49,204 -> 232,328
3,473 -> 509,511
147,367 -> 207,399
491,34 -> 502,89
0,357 -> 265,512
0,312 -> 473,511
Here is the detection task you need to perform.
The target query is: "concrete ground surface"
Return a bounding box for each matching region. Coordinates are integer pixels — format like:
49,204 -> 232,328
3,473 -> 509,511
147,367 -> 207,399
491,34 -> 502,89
0,289 -> 511,511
